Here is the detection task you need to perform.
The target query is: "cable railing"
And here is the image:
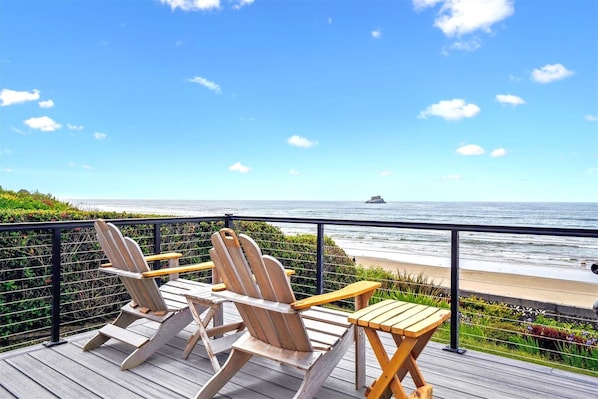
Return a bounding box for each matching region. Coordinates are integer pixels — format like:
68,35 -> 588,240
0,215 -> 596,375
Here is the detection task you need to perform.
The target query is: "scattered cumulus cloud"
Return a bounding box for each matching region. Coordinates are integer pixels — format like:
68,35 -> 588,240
418,98 -> 480,120
160,0 -> 220,11
38,99 -> 54,108
287,135 -> 318,148
490,148 -> 507,157
413,0 -> 515,37
371,29 -> 382,39
445,38 -> 481,53
2,168 -> 12,173
439,174 -> 463,181
414,0 -> 514,53
188,76 -> 222,93
585,115 -> 598,122
160,0 -> 254,11
67,123 -> 84,130
93,132 -> 107,140
229,161 -> 251,173
456,144 -> 485,155
24,116 -> 62,132
380,171 -> 392,176
289,169 -> 300,176
495,94 -> 525,106
0,88 -> 40,106
531,63 -> 574,83
233,0 -> 254,10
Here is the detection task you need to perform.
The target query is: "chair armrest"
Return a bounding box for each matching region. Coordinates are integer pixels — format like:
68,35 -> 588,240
100,252 -> 183,268
211,269 -> 296,292
141,261 -> 214,278
99,261 -> 214,279
291,281 -> 381,311
213,291 -> 296,314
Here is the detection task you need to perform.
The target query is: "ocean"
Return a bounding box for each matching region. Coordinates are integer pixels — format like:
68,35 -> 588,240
72,199 -> 598,283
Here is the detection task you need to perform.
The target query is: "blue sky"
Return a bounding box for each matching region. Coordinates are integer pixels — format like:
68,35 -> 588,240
1,0 -> 596,202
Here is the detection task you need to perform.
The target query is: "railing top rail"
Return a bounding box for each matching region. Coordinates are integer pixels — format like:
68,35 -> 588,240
230,215 -> 598,238
0,216 -> 227,232
2,214 -> 596,238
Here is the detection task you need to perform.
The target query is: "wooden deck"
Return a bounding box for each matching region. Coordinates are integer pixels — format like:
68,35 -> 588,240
1,304 -> 597,399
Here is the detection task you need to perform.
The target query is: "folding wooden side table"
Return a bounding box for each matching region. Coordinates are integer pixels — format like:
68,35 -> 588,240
349,300 -> 450,399
182,285 -> 245,372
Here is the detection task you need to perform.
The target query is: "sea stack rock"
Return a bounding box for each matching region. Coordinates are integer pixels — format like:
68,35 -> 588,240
365,195 -> 386,204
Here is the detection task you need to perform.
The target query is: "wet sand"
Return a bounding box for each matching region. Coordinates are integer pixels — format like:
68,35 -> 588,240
355,256 -> 598,310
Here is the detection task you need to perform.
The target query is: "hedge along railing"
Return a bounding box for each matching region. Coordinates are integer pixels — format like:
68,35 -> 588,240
1,215 -> 597,358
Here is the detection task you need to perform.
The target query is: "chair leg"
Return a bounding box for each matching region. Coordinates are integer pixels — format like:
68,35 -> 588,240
82,311 -> 138,351
194,349 -> 253,399
295,328 -> 355,399
120,309 -> 193,370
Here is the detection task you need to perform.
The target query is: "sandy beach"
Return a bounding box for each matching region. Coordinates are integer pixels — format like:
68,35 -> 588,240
355,256 -> 598,310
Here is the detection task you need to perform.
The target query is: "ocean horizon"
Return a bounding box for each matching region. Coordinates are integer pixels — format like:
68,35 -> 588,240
71,199 -> 598,283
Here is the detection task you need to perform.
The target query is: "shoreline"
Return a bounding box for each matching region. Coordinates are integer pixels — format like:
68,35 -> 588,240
354,255 -> 598,310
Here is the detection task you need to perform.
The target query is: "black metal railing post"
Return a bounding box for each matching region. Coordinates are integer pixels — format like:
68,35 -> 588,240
315,224 -> 325,295
445,229 -> 466,354
152,222 -> 162,271
225,214 -> 234,229
44,227 -> 66,347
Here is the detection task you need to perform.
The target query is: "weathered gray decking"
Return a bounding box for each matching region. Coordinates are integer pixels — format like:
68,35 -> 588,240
1,304 -> 597,399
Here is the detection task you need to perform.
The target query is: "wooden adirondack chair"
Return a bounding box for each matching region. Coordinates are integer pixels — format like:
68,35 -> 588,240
194,228 -> 381,399
83,219 -> 215,370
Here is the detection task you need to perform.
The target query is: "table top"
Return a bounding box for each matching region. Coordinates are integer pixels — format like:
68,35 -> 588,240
348,299 -> 450,338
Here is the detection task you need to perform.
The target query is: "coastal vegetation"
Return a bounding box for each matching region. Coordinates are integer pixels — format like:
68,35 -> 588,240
1,187 -> 596,375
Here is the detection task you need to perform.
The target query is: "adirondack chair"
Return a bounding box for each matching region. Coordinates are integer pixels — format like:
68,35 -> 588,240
194,228 -> 381,399
83,219 -> 215,370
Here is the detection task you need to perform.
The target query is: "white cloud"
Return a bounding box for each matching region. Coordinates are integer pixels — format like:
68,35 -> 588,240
490,148 -> 507,157
93,132 -> 107,140
328,17 -> 333,24
188,76 -> 222,93
81,164 -> 92,170
161,0 -> 253,11
414,0 -> 515,37
232,0 -> 254,10
439,174 -> 463,181
0,88 -> 40,106
2,168 -> 12,173
456,144 -> 485,155
24,116 -> 62,132
584,115 -> 598,122
287,135 -> 318,148
229,161 -> 251,173
67,123 -> 84,130
495,94 -> 525,106
446,38 -> 481,52
160,0 -> 221,11
289,169 -> 300,176
418,98 -> 480,120
380,171 -> 392,176
531,63 -> 574,83
38,99 -> 54,108
371,29 -> 382,39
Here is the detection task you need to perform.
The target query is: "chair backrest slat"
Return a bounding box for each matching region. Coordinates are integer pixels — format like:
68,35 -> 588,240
94,219 -> 167,312
211,229 -> 312,352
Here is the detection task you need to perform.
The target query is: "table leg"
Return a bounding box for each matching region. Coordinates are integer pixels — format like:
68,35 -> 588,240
365,328 -> 418,399
392,329 -> 434,387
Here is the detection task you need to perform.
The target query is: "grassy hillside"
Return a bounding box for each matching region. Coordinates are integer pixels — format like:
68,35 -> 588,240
0,187 -> 75,211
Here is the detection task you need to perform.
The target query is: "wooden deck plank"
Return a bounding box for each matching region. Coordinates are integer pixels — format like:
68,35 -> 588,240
1,303 -> 597,399
0,360 -> 53,399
